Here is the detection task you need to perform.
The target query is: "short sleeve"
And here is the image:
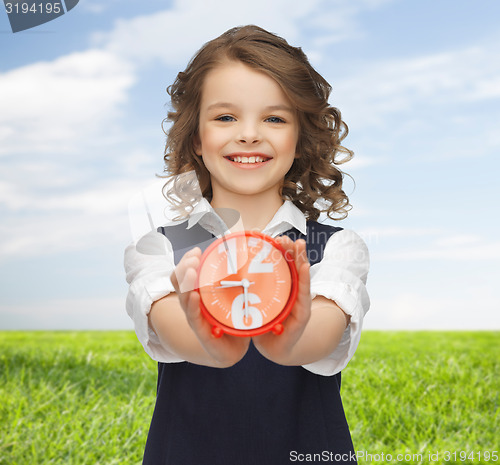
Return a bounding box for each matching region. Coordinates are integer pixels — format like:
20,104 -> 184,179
124,231 -> 184,363
304,229 -> 370,376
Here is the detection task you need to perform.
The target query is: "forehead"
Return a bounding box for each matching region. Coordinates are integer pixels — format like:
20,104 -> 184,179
199,61 -> 293,109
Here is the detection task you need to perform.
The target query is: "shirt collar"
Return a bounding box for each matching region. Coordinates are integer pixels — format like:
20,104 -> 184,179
186,197 -> 228,237
264,200 -> 307,236
186,198 -> 307,237
186,197 -> 214,229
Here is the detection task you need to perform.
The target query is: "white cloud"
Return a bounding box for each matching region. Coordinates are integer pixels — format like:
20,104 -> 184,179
0,209 -> 130,260
334,45 -> 500,128
357,229 -> 500,261
0,49 -> 135,155
0,0 -> 400,263
90,0 -> 311,68
12,180 -> 132,213
377,241 -> 500,261
365,288 -> 500,330
89,0 -> 390,69
0,178 -> 141,260
434,234 -> 481,247
0,297 -> 132,330
358,226 -> 441,239
343,154 -> 382,170
1,0 -> 498,332
1,0 -> 388,165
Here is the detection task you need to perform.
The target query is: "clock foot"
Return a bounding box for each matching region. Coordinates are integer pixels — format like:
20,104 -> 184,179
212,326 -> 223,338
272,324 -> 284,335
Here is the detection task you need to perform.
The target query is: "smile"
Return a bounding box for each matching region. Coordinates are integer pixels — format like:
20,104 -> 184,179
224,155 -> 272,164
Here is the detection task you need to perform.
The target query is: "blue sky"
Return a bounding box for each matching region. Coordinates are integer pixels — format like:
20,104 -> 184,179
1,0 -> 499,330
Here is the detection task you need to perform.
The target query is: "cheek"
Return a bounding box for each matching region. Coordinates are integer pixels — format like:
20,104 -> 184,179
280,129 -> 299,155
289,137 -> 298,154
193,134 -> 202,155
199,129 -> 227,153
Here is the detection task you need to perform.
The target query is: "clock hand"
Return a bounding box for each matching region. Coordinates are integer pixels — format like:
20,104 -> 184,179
217,280 -> 244,287
243,282 -> 249,320
213,208 -> 245,275
241,279 -> 251,320
220,236 -> 234,273
216,280 -> 255,288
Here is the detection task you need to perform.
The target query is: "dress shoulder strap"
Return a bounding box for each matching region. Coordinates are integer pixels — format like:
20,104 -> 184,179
281,220 -> 343,266
157,222 -> 215,265
159,220 -> 342,267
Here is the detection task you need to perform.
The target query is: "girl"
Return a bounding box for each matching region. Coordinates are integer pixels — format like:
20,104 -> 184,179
125,25 -> 370,464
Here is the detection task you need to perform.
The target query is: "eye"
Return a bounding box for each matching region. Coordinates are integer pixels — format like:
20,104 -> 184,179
265,116 -> 285,124
216,115 -> 235,122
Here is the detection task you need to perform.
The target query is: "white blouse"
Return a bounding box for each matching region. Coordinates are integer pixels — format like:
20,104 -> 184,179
124,199 -> 370,376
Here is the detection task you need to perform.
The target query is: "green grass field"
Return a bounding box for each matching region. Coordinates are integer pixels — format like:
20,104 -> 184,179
0,331 -> 498,465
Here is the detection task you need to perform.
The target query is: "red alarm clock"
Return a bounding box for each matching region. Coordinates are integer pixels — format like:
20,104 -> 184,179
196,231 -> 298,337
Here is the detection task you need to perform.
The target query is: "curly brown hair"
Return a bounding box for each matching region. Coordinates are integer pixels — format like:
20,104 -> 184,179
162,25 -> 353,221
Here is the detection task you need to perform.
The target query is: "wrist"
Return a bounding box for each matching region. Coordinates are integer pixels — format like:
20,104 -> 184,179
252,335 -> 302,366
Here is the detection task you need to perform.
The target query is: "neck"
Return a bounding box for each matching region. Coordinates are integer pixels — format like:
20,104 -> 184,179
211,189 -> 283,232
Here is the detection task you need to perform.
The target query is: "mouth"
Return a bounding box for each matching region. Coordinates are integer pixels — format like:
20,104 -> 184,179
224,154 -> 272,164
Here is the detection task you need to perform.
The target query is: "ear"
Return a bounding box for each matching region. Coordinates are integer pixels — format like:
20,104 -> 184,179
193,134 -> 202,156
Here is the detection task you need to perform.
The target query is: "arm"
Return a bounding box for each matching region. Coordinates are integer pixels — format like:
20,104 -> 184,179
149,248 -> 250,368
252,237 -> 348,366
257,295 -> 349,367
125,231 -> 249,367
253,232 -> 369,371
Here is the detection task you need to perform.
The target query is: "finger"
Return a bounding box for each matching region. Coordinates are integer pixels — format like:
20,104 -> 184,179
185,289 -> 244,355
177,267 -> 199,310
178,255 -> 200,293
298,261 -> 311,295
171,248 -> 201,293
183,279 -> 201,323
170,268 -> 179,291
170,252 -> 189,292
276,235 -> 292,246
277,235 -> 294,261
293,262 -> 311,322
294,239 -> 309,271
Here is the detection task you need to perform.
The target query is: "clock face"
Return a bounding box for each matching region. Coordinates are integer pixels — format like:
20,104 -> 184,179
197,231 -> 298,337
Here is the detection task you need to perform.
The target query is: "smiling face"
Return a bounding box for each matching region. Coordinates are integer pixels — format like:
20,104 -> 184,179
194,61 -> 299,207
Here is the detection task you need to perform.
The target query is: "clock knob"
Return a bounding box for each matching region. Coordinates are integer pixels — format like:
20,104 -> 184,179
272,324 -> 284,335
212,326 -> 224,338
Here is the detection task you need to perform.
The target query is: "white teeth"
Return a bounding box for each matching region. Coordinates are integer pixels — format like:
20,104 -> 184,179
228,156 -> 268,163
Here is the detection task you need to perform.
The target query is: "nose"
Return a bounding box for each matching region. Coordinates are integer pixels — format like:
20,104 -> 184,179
237,121 -> 261,144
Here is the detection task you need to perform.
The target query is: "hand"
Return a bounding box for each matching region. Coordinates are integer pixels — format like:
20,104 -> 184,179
170,248 -> 250,367
252,236 -> 312,365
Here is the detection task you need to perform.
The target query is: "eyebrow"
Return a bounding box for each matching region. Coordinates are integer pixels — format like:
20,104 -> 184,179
206,102 -> 294,113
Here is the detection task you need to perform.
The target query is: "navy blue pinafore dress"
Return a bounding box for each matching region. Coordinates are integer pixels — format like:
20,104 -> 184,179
143,221 -> 357,465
